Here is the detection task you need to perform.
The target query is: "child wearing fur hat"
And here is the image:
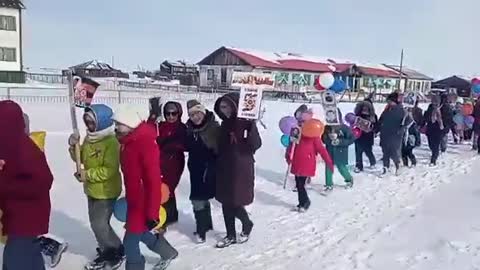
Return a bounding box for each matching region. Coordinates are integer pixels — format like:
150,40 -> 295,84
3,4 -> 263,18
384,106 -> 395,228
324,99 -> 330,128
68,104 -> 124,270
185,99 -> 220,243
112,105 -> 178,270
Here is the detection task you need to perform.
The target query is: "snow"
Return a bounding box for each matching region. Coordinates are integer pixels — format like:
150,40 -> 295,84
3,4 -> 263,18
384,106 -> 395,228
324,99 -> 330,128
1,96 -> 479,270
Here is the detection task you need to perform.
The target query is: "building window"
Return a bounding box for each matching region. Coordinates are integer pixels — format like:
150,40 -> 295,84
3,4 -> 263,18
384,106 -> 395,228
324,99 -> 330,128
207,69 -> 214,80
0,47 -> 16,62
0,16 -> 16,31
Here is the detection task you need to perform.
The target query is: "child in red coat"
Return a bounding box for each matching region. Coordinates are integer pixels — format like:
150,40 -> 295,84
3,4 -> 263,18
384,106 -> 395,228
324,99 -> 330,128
112,105 -> 178,270
0,101 -> 53,270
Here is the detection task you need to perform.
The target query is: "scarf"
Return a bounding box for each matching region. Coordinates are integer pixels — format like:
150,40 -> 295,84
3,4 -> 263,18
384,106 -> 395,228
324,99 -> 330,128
86,125 -> 115,143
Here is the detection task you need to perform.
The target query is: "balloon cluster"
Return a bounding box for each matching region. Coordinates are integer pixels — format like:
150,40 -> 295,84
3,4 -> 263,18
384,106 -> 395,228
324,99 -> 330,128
472,78 -> 480,97
454,102 -> 475,129
344,112 -> 362,139
113,183 -> 170,229
278,114 -> 325,147
314,73 -> 346,93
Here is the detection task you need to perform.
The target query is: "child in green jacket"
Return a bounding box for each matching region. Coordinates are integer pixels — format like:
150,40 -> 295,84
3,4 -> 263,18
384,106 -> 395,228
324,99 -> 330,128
322,124 -> 355,191
68,104 -> 124,270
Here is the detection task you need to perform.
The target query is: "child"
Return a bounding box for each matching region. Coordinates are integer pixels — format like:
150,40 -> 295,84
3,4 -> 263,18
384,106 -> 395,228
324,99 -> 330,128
0,100 -> 53,270
401,108 -> 421,167
286,105 -> 334,211
322,124 -> 355,190
155,101 -> 186,229
185,100 -> 219,243
112,105 -> 178,270
68,104 -> 124,270
214,93 -> 262,248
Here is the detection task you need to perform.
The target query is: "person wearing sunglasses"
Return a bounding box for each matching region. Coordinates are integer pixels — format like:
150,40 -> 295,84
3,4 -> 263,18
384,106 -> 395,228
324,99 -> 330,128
155,102 -> 187,230
213,93 -> 262,248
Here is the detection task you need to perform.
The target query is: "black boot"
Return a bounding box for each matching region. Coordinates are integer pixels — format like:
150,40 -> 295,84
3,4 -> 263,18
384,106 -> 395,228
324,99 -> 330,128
205,203 -> 213,231
193,209 -> 209,243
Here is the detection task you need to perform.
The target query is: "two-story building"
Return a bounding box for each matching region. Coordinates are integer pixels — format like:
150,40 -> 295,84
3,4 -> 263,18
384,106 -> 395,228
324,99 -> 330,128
0,0 -> 24,83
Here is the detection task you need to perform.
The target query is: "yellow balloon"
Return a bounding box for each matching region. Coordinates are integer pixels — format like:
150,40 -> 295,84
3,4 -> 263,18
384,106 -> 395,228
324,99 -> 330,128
30,131 -> 47,152
153,206 -> 167,231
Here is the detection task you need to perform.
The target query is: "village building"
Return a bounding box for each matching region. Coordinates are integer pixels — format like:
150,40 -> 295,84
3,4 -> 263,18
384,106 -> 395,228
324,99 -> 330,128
0,0 -> 25,83
62,60 -> 129,79
383,64 -> 433,94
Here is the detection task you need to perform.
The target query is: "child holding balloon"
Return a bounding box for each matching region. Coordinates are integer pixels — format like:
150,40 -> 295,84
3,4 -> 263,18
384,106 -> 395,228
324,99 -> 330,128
67,104 -> 124,270
112,104 -> 178,270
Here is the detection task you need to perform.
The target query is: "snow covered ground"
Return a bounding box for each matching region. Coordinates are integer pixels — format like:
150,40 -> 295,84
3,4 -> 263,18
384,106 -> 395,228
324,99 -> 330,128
1,98 -> 479,270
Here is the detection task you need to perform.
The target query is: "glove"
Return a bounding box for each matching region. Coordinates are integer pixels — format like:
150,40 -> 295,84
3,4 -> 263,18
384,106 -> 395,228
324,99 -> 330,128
146,219 -> 160,231
68,133 -> 80,146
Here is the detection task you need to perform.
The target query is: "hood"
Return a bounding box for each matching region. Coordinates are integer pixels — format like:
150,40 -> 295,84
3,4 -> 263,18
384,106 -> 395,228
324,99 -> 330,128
214,92 -> 239,121
163,101 -> 183,120
112,104 -> 149,129
354,101 -> 375,117
119,122 -> 157,145
85,104 -> 114,132
0,101 -> 28,160
186,110 -> 217,131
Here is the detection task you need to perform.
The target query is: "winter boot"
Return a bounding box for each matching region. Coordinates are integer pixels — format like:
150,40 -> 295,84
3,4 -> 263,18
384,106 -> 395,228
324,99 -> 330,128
39,236 -> 68,268
215,236 -> 237,249
205,203 -> 213,231
103,247 -> 125,270
353,167 -> 362,173
84,248 -> 106,270
193,208 -> 212,244
345,179 -> 354,189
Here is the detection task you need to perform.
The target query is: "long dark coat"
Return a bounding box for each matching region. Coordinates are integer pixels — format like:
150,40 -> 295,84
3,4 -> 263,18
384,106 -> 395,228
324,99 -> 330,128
214,93 -> 262,207
185,110 -> 219,201
378,104 -> 406,149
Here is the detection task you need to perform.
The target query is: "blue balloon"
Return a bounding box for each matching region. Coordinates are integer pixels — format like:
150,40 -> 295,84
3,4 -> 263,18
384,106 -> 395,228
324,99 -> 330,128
453,114 -> 464,125
280,134 -> 290,147
473,84 -> 480,94
113,197 -> 128,222
330,78 -> 346,93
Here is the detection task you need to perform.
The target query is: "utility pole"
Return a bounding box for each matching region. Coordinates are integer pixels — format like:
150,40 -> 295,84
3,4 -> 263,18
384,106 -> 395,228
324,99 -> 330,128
398,49 -> 404,92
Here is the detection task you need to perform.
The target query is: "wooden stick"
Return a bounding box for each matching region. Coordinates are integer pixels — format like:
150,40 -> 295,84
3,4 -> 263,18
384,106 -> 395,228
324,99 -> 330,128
67,70 -> 85,182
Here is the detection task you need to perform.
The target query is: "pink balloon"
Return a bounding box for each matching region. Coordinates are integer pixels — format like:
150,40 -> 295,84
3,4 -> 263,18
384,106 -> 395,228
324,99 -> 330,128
352,127 -> 362,139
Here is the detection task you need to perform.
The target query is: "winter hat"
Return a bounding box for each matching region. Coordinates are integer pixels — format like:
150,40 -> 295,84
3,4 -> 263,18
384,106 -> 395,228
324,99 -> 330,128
187,99 -> 206,115
85,104 -> 114,131
112,104 -> 149,129
386,92 -> 400,104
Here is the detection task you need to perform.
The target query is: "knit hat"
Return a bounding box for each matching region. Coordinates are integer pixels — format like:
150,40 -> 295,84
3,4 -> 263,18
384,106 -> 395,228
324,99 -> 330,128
187,99 -> 206,115
112,104 -> 149,129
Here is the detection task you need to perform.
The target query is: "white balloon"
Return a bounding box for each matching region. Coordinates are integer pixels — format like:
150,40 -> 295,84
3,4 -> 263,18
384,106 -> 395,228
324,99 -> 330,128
319,73 -> 335,89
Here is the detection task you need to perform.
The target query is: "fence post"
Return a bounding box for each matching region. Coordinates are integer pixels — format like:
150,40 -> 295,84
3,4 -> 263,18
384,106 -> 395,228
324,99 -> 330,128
7,88 -> 11,99
118,90 -> 121,104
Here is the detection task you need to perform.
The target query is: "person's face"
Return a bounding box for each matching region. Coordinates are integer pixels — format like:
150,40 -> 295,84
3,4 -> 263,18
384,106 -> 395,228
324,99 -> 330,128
361,106 -> 369,115
189,111 -> 205,125
387,100 -> 396,107
165,109 -> 179,123
220,100 -> 233,119
114,122 -> 132,139
83,114 -> 96,132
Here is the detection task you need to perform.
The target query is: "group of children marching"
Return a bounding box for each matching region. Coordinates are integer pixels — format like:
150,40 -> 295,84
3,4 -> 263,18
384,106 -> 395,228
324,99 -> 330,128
0,92 -> 262,270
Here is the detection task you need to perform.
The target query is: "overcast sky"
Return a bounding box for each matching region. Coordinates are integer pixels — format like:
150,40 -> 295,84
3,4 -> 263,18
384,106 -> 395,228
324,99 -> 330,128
22,0 -> 477,78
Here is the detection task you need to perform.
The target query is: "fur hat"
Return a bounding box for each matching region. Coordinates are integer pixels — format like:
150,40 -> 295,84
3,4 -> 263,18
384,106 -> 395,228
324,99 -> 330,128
187,99 -> 206,115
112,104 -> 149,129
387,92 -> 400,104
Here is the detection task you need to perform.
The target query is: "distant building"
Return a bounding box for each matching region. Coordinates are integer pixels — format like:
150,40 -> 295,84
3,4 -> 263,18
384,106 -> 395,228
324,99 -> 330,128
0,0 -> 25,83
197,46 -> 404,94
383,64 -> 433,94
432,76 -> 472,98
160,60 -> 198,86
63,60 -> 129,79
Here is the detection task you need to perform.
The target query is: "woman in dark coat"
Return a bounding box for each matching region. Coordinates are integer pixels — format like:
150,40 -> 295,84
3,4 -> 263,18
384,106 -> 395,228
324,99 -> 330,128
185,99 -> 219,243
155,101 -> 187,227
353,100 -> 377,173
213,93 -> 262,248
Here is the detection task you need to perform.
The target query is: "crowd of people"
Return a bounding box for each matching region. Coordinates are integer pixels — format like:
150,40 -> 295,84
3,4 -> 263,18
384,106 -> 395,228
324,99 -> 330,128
1,89 -> 479,270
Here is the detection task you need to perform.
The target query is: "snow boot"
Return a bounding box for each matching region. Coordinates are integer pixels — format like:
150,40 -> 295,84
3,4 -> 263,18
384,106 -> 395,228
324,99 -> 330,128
240,221 -> 254,243
153,258 -> 175,270
84,248 -> 106,270
353,167 -> 362,173
193,207 -> 213,244
215,236 -> 237,249
345,179 -> 354,189
39,236 -> 68,268
323,185 -> 333,192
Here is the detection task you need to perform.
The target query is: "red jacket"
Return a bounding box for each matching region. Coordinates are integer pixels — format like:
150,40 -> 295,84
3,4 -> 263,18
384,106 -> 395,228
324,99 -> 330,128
0,101 -> 53,236
119,122 -> 162,233
286,136 -> 334,177
156,121 -> 186,196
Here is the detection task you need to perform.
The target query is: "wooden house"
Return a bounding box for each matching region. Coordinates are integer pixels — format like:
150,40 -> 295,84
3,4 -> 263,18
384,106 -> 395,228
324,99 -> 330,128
383,64 -> 433,94
63,60 -> 129,79
160,60 -> 198,85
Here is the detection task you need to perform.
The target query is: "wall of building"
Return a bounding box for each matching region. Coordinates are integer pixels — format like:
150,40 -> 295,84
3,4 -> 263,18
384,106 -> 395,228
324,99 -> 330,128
0,7 -> 21,71
199,65 -> 253,88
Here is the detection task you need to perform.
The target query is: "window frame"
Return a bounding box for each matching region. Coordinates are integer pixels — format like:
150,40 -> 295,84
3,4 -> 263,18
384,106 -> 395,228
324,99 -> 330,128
0,47 -> 17,62
0,15 -> 16,31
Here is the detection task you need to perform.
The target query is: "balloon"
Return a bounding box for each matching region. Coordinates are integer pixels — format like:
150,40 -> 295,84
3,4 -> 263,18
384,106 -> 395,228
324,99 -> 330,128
453,114 -> 464,125
472,78 -> 480,85
158,206 -> 167,228
0,210 -> 6,245
463,103 -> 474,116
465,115 -> 475,128
30,131 -> 46,152
113,197 -> 128,222
279,116 -> 298,135
319,73 -> 335,89
330,78 -> 346,93
160,183 -> 170,204
302,119 -> 325,138
314,77 -> 326,91
352,127 -> 362,139
280,135 -> 290,147
472,84 -> 480,94
345,113 -> 356,125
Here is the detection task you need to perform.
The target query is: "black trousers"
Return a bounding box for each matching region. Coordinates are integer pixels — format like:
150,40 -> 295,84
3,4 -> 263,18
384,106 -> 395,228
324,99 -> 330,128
427,135 -> 441,164
401,146 -> 417,166
382,144 -> 401,169
355,141 -> 376,170
295,176 -> 310,207
222,205 -> 252,238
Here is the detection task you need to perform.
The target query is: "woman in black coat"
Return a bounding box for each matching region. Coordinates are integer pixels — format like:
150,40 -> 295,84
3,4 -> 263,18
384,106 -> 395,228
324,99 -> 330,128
353,100 -> 378,172
214,92 -> 262,249
185,100 -> 220,244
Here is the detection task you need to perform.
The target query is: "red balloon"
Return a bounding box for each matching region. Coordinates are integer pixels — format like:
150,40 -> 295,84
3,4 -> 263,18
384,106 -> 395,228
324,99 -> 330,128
472,78 -> 480,85
314,77 -> 326,91
352,127 -> 362,139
